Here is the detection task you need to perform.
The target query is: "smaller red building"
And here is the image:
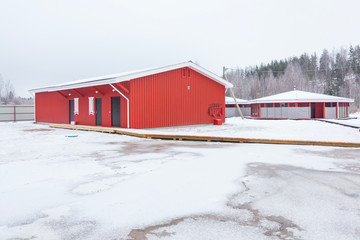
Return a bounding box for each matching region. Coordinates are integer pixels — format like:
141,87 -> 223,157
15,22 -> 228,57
250,90 -> 353,119
29,62 -> 232,128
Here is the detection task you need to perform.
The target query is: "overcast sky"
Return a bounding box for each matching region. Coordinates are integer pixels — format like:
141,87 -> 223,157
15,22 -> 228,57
1,0 -> 360,97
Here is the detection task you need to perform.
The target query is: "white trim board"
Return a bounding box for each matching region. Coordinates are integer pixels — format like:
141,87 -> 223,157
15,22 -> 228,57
29,61 -> 233,94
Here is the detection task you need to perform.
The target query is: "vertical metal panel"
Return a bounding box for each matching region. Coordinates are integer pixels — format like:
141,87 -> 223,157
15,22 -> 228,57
240,107 -> 250,116
325,107 -> 336,119
260,107 -> 267,118
225,107 -> 235,118
281,106 -> 288,118
267,107 -> 274,118
35,68 -> 225,128
130,68 -> 225,128
225,106 -> 250,118
36,92 -> 69,123
315,102 -> 324,118
274,106 -> 281,117
0,105 -> 34,122
35,84 -> 129,127
297,107 -> 310,118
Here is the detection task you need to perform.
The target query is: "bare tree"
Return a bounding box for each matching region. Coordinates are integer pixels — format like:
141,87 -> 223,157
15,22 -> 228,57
0,74 -> 3,103
3,80 -> 15,105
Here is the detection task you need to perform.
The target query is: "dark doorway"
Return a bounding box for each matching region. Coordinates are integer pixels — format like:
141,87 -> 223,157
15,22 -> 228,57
311,103 -> 316,118
311,102 -> 324,118
95,98 -> 102,125
111,96 -> 121,127
69,100 -> 74,123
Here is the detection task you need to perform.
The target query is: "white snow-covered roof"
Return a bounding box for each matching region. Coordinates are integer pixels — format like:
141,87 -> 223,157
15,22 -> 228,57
225,96 -> 250,104
29,61 -> 233,93
251,90 -> 354,103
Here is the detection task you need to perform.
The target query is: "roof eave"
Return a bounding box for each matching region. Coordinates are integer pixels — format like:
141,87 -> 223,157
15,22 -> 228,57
29,61 -> 233,94
250,98 -> 354,103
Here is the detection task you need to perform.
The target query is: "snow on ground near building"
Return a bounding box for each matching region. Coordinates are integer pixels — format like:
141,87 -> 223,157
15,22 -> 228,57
322,112 -> 360,128
0,121 -> 360,240
145,117 -> 360,143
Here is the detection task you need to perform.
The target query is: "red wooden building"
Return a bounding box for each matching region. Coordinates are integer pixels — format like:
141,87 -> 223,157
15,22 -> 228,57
29,62 -> 232,128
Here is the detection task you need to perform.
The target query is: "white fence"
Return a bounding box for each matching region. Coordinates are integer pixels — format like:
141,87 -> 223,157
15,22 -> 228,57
0,105 -> 34,122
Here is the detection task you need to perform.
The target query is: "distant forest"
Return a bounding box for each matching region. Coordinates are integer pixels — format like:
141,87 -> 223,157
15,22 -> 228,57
225,45 -> 360,111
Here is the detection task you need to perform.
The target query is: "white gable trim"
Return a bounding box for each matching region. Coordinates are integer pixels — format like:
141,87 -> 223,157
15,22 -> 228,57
29,62 -> 233,94
250,90 -> 354,103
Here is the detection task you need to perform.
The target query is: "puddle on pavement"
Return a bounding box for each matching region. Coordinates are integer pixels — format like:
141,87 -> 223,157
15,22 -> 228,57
23,128 -> 54,132
106,140 -> 230,154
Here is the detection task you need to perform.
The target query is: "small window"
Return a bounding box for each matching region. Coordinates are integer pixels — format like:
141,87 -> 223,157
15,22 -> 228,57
275,103 -> 280,108
298,103 -> 309,107
289,103 -> 296,107
261,104 -> 265,107
74,98 -> 79,115
266,103 -> 273,108
281,103 -> 287,107
325,102 -> 337,107
89,97 -> 94,115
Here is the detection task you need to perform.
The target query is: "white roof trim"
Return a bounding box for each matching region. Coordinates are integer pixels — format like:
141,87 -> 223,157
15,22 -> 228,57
250,90 -> 354,103
225,96 -> 250,104
29,61 -> 233,94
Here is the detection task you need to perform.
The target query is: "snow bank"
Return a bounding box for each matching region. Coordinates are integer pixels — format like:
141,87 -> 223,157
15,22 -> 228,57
146,118 -> 360,143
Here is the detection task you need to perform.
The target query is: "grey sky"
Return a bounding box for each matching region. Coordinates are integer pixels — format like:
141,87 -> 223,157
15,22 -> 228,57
1,0 -> 359,97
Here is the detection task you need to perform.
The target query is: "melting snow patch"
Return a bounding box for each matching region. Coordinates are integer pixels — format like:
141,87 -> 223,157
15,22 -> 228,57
72,176 -> 130,195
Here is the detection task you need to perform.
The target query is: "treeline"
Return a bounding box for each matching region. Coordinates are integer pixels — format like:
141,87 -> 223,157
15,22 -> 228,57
0,75 -> 33,105
226,45 -> 360,111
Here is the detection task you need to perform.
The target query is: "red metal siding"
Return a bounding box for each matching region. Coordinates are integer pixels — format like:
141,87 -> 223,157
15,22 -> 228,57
35,84 -> 129,128
130,68 -> 225,128
36,92 -> 69,123
35,68 -> 225,128
315,102 -> 324,118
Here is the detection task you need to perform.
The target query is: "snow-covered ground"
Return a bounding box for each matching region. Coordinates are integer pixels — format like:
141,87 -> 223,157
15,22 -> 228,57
0,121 -> 360,240
322,112 -> 360,128
146,117 -> 360,143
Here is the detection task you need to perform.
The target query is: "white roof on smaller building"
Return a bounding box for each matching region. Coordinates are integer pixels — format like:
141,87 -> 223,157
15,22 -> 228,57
225,96 -> 250,104
29,61 -> 233,94
251,90 -> 354,103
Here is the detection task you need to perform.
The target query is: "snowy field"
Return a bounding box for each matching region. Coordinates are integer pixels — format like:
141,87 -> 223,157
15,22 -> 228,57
322,112 -> 360,128
1,120 -> 360,240
146,116 -> 360,143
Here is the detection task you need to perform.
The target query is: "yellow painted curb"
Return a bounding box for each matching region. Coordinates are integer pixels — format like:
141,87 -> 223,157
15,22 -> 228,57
49,124 -> 360,148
